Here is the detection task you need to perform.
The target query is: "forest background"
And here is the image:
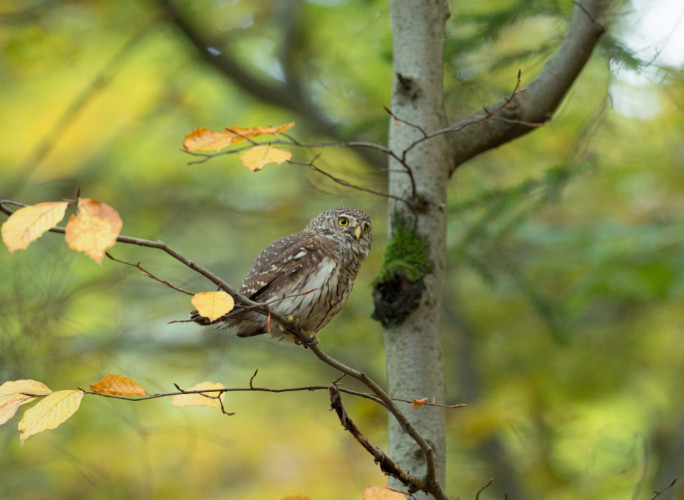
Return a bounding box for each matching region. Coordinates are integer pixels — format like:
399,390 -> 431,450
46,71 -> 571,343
1,0 -> 684,499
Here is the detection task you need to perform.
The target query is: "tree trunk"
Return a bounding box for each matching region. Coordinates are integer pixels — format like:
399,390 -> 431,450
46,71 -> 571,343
375,0 -> 452,496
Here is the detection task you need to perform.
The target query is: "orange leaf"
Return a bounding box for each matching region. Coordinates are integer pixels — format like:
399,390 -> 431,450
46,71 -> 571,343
183,122 -> 295,152
18,389 -> 83,446
89,375 -> 148,396
240,145 -> 292,171
0,380 -> 52,425
363,486 -> 407,499
65,198 -> 122,264
412,398 -> 428,409
191,291 -> 234,322
171,381 -> 225,409
1,201 -> 68,252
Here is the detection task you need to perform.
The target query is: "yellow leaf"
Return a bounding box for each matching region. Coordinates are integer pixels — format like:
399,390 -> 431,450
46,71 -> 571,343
413,398 -> 428,409
89,375 -> 148,396
1,201 -> 68,252
191,291 -> 234,322
65,198 -> 122,264
363,486 -> 407,500
172,382 -> 225,409
18,389 -> 84,446
240,145 -> 292,172
183,122 -> 295,152
0,380 -> 52,425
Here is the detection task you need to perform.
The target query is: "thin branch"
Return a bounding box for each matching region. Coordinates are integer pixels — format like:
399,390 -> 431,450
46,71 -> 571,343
329,383 -> 425,495
105,252 -> 194,296
476,478 -> 495,500
650,478 -> 677,500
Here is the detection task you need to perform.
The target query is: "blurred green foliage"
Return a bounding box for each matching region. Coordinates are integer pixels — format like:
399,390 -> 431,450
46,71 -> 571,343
1,0 -> 683,499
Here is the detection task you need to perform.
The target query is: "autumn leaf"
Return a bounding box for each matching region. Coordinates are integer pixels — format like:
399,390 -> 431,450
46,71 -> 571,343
65,198 -> 122,264
172,382 -> 225,409
1,201 -> 69,252
0,380 -> 52,426
191,291 -> 234,322
240,145 -> 292,171
89,375 -> 148,396
183,122 -> 295,152
413,398 -> 428,409
363,486 -> 407,499
18,389 -> 84,446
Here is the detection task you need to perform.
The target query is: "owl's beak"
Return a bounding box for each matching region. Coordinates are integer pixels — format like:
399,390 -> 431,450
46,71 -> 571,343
354,226 -> 362,240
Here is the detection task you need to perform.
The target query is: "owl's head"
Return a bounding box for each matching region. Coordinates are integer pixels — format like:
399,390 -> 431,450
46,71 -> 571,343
308,207 -> 372,254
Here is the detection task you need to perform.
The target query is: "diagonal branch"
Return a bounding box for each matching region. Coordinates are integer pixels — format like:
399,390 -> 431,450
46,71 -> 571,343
448,0 -> 611,174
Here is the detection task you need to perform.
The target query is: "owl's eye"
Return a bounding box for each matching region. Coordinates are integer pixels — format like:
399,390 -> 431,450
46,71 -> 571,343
338,217 -> 349,226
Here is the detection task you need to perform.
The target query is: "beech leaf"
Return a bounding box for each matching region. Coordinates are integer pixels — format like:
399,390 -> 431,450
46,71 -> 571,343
240,145 -> 292,171
18,389 -> 84,446
1,201 -> 68,252
89,374 -> 148,396
0,380 -> 52,426
65,198 -> 122,264
412,398 -> 428,409
183,122 -> 295,152
172,382 -> 225,409
191,291 -> 234,322
363,486 -> 407,499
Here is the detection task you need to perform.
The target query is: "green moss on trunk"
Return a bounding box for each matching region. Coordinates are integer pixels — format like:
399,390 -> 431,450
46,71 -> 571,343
372,222 -> 434,326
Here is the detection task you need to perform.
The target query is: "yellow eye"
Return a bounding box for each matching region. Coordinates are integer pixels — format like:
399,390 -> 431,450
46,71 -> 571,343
338,217 -> 349,226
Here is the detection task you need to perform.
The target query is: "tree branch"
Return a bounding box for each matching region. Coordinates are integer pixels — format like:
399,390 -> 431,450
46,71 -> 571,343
447,0 -> 611,174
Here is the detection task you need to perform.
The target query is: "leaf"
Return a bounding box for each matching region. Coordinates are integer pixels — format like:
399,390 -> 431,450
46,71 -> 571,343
191,291 -> 235,322
0,380 -> 52,425
363,486 -> 407,499
240,145 -> 292,171
413,397 -> 428,409
172,382 -> 225,409
183,122 -> 295,152
89,375 -> 148,396
18,389 -> 84,446
1,201 -> 69,252
65,198 -> 122,264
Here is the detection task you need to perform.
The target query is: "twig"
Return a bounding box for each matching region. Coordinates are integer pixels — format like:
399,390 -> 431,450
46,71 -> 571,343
288,157 -> 414,209
329,384 -> 423,494
475,478 -> 494,500
105,252 -> 194,296
650,478 -> 677,500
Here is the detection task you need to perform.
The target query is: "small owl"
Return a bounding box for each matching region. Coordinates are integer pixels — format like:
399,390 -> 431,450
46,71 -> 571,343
192,207 -> 372,344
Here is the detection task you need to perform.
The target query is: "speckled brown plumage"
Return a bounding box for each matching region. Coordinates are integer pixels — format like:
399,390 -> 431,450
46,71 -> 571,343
192,207 -> 372,343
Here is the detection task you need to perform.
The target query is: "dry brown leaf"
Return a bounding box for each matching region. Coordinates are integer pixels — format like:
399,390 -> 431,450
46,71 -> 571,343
183,122 -> 295,152
65,198 -> 122,264
363,486 -> 407,500
191,291 -> 234,322
89,374 -> 148,396
1,201 -> 68,252
18,389 -> 83,446
0,380 -> 52,426
172,381 -> 225,409
240,145 -> 292,171
413,398 -> 428,409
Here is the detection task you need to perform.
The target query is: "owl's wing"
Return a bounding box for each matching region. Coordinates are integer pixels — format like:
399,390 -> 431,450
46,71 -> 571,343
240,231 -> 337,302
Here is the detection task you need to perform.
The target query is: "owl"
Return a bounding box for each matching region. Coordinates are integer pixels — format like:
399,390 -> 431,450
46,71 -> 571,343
192,207 -> 372,344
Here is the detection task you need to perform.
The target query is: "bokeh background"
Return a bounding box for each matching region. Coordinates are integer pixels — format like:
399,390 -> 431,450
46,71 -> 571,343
1,0 -> 683,499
